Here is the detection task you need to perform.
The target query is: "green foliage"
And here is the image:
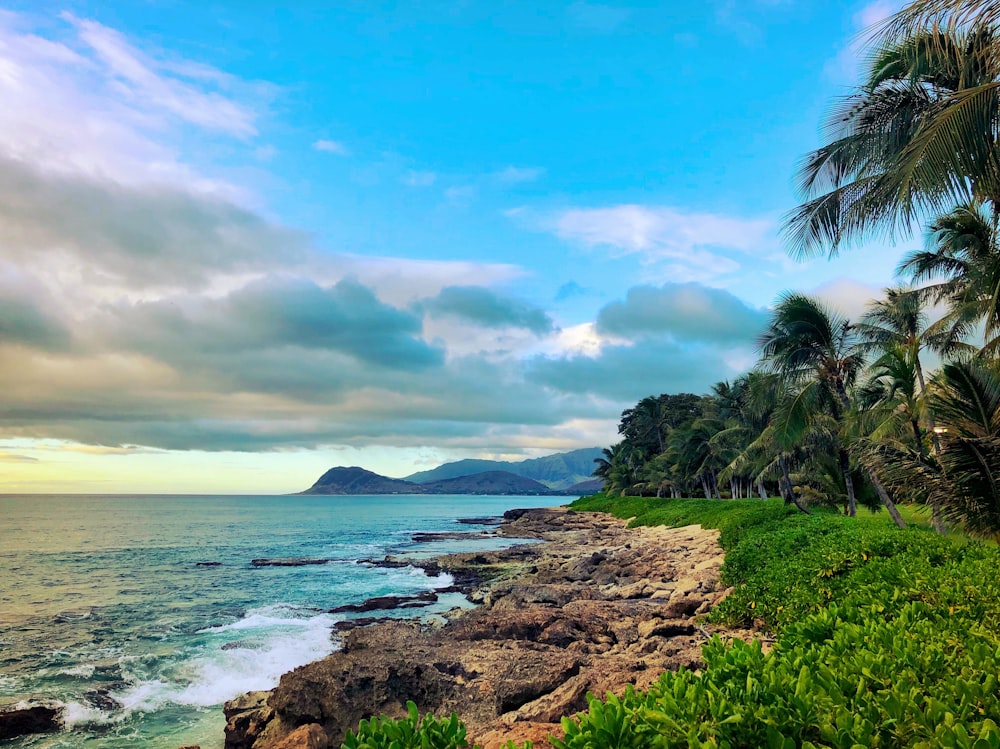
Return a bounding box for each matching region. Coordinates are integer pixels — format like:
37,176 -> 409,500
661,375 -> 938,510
341,702 -> 532,749
563,494 -> 1000,748
342,701 -> 474,749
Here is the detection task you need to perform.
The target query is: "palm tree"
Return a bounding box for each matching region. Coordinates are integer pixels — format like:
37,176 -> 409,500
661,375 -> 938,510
759,293 -> 865,514
880,1 -> 1000,45
876,359 -> 1000,538
856,287 -> 947,381
899,203 -> 1000,352
592,442 -> 643,497
856,287 -> 950,529
710,375 -> 775,499
783,24 -> 1000,259
720,371 -> 812,513
618,396 -> 667,458
668,418 -> 725,500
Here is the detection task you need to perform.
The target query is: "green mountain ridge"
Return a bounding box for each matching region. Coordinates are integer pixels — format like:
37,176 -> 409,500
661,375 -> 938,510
300,466 -> 561,495
403,447 -> 603,490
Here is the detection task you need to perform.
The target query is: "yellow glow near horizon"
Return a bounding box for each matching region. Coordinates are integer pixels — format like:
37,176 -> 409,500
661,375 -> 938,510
0,439 -> 605,494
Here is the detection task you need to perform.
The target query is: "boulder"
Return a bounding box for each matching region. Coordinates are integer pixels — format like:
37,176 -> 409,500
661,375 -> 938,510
273,723 -> 328,749
0,702 -> 62,741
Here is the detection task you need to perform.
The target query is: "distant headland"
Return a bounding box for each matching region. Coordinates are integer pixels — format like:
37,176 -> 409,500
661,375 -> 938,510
299,448 -> 604,496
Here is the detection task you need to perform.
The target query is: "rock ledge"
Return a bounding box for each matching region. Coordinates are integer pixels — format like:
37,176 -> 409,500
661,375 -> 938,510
224,507 -> 751,749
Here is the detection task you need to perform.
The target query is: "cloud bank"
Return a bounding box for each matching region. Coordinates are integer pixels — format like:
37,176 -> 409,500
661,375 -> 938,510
0,11 -> 770,460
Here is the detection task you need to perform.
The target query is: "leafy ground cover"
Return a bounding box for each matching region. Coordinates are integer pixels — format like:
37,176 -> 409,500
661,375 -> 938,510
342,496 -> 1000,748
557,495 -> 1000,748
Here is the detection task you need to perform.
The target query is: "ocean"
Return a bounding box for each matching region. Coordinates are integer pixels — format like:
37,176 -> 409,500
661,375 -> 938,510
0,493 -> 561,748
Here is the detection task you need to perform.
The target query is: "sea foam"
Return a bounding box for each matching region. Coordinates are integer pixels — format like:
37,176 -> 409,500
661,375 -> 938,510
113,605 -> 338,712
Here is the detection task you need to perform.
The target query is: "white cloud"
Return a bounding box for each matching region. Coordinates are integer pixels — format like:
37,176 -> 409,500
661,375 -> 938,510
808,278 -> 884,320
0,11 -> 263,200
402,170 -> 437,187
548,204 -> 772,281
444,184 -> 477,204
553,322 -> 607,357
554,205 -> 771,256
66,14 -> 259,138
494,166 -> 545,184
313,139 -> 348,155
254,145 -> 278,161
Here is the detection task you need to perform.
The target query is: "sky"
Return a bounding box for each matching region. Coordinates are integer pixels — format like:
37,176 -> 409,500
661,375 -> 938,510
0,0 -> 916,493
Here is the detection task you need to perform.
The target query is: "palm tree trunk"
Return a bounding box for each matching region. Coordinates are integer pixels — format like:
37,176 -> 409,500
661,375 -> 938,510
778,453 -> 809,514
839,447 -> 857,517
867,467 -> 906,528
912,369 -> 947,533
833,379 -> 859,517
701,474 -> 711,499
915,359 -> 945,451
757,477 -> 768,500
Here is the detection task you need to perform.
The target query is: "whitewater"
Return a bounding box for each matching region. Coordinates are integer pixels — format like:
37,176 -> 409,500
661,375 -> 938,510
0,493 -> 557,748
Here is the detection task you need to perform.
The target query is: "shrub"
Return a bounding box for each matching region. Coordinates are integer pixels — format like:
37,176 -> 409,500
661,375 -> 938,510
341,701 -> 531,749
560,494 -> 1000,748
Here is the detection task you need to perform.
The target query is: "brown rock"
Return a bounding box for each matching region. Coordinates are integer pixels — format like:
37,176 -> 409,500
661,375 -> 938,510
272,723 -> 328,749
227,507 -> 754,749
477,721 -> 563,749
507,673 -> 589,723
223,691 -> 273,749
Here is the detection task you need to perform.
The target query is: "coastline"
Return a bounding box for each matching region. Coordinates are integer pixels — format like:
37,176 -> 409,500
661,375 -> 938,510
223,506 -> 754,749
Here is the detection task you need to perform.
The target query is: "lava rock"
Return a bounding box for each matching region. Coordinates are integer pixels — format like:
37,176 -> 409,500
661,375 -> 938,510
0,702 -> 62,741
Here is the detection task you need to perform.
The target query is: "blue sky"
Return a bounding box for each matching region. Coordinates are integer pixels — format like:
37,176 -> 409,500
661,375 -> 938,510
0,1 -> 914,492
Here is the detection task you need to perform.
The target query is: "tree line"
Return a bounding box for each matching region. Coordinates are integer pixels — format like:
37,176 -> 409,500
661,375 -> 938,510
595,0 -> 1000,539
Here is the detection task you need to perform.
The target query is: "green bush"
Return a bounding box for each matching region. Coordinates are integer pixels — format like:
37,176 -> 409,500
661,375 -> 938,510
342,701 -> 473,749
559,494 -> 1000,747
341,701 -> 531,749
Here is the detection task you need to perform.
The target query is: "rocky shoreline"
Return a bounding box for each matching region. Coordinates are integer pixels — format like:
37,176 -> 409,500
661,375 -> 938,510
222,507 -> 754,749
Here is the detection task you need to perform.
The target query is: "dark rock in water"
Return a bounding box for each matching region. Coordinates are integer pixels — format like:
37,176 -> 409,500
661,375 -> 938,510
221,640 -> 257,651
84,689 -> 122,711
0,702 -> 62,740
502,508 -> 532,521
328,591 -> 438,614
53,609 -> 92,623
196,561 -> 222,567
358,557 -> 412,569
250,558 -> 329,567
411,531 -> 492,543
456,516 -> 503,525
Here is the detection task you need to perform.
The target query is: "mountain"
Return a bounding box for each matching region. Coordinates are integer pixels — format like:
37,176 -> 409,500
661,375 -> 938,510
301,467 -> 420,495
300,467 -> 560,496
420,471 -> 552,495
403,447 -> 603,490
563,478 -> 604,495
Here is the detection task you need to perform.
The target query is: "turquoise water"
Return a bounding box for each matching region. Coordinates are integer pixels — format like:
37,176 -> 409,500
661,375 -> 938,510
0,494 -> 560,748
